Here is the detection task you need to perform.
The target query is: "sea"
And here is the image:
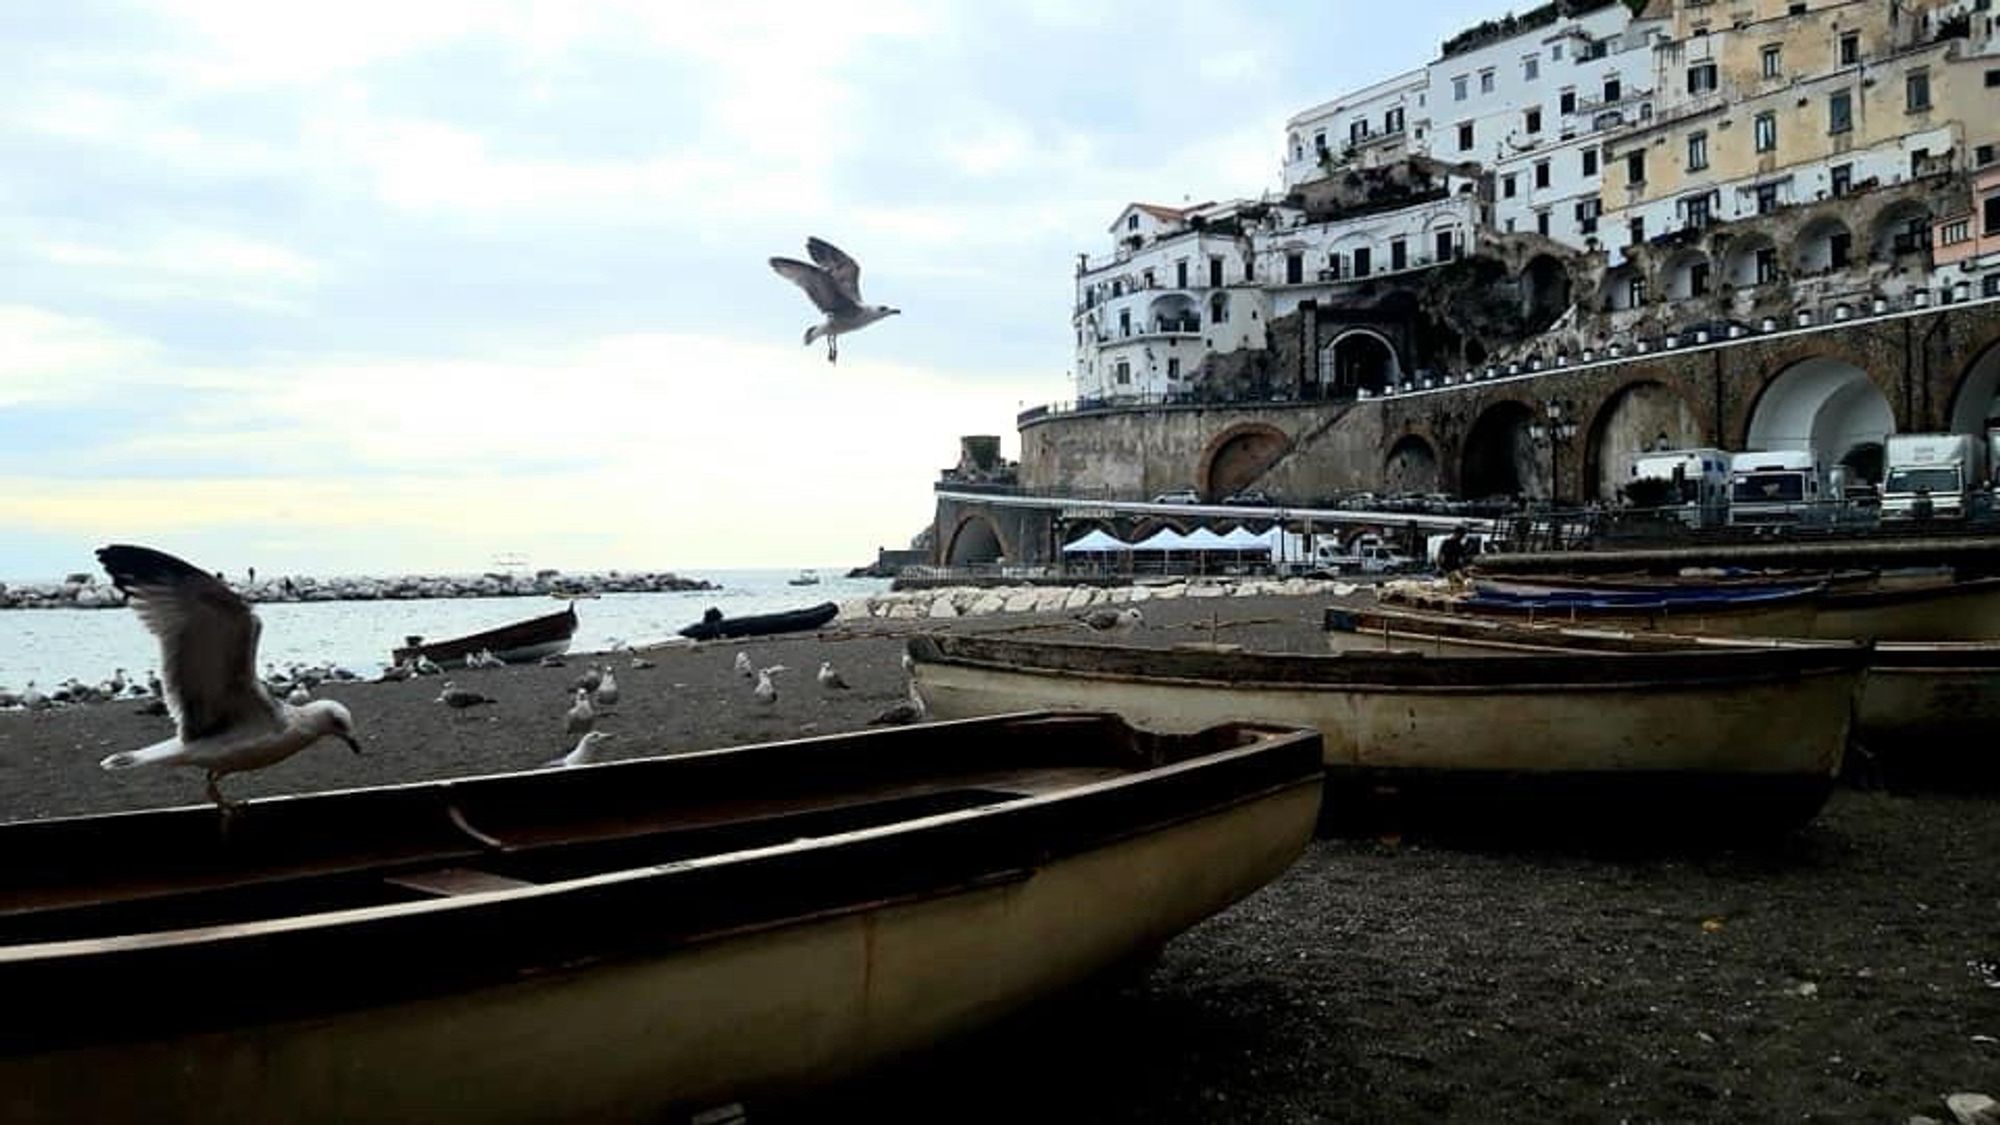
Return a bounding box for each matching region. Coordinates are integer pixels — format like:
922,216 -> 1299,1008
0,568 -> 892,690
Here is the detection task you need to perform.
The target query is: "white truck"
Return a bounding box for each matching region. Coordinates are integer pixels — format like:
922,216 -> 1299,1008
1728,449 -> 1830,527
1627,448 -> 1731,528
1272,532 -> 1414,576
1880,432 -> 1991,521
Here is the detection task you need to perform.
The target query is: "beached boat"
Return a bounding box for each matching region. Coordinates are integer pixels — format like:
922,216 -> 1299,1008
678,600 -> 840,641
787,569 -> 822,587
907,631 -> 1868,830
1386,573 -> 2000,642
1342,602 -> 2000,773
391,605 -> 577,666
0,712 -> 1322,1123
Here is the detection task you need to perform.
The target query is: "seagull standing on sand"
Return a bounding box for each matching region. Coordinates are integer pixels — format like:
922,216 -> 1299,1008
769,238 -> 900,363
550,730 -> 615,768
594,668 -> 619,708
734,651 -> 754,678
816,661 -> 849,691
565,688 -> 596,736
436,681 -> 495,709
94,545 -> 361,813
753,666 -> 786,705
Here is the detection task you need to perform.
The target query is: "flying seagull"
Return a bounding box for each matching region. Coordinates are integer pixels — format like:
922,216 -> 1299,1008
94,544 -> 361,813
769,237 -> 900,363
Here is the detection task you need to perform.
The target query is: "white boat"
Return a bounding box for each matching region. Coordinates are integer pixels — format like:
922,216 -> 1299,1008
787,569 -> 822,587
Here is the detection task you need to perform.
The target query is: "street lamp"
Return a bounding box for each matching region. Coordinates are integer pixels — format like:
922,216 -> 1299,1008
1527,398 -> 1579,506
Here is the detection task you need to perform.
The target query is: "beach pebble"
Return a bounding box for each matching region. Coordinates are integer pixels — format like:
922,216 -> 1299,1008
927,596 -> 959,619
1947,1093 -> 2000,1125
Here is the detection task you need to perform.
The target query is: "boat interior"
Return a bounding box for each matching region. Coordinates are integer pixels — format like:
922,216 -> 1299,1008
0,714 -> 1285,947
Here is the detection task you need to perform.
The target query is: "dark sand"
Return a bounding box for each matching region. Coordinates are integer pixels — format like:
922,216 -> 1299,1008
2,593 -> 1996,1122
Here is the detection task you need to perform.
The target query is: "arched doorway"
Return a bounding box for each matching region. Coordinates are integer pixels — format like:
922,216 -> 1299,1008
1601,264 -> 1644,312
1795,217 -> 1853,274
1318,329 -> 1401,395
1745,356 -> 1895,481
1722,233 -> 1779,289
1663,248 -> 1712,301
1200,423 -> 1291,499
1462,401 -> 1541,501
1585,381 -> 1703,501
1383,434 -> 1440,493
1949,338 -> 2000,436
1871,199 -> 1932,264
945,514 -> 1006,566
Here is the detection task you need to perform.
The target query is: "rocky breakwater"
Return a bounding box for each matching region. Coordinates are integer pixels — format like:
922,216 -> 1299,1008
0,569 -> 716,610
837,575 -> 1357,622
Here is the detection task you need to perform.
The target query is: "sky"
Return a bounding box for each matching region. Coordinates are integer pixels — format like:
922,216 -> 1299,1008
0,1 -> 1496,580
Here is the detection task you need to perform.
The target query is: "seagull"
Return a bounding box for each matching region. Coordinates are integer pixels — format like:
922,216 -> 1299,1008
753,665 -> 786,705
93,545 -> 361,813
630,654 -> 655,670
565,688 -> 595,735
21,682 -> 50,711
548,730 -> 615,768
436,680 -> 495,709
146,669 -> 163,698
870,682 -> 928,726
769,237 -> 900,363
816,661 -> 849,690
1077,606 -> 1145,635
574,665 -> 603,693
593,667 -> 619,707
901,649 -> 914,674
734,651 -> 754,678
414,655 -> 444,677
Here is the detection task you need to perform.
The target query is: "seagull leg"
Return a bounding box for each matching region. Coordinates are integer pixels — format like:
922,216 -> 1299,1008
828,336 -> 838,364
206,772 -> 243,831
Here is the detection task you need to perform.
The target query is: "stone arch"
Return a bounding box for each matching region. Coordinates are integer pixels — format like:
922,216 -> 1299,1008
1795,216 -> 1853,274
1722,232 -> 1779,289
1871,198 -> 1933,264
1583,380 -> 1703,502
1744,356 -> 1896,481
1383,433 -> 1440,493
1520,254 -> 1572,331
943,512 -> 1010,567
1662,248 -> 1712,301
1601,263 -> 1644,311
1197,422 -> 1293,500
1949,336 -> 2000,435
1318,328 -> 1402,395
1461,400 -> 1541,501
1148,293 -> 1199,332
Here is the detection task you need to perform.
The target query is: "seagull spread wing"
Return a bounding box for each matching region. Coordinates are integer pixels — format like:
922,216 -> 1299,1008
770,257 -> 858,316
806,238 -> 865,305
97,545 -> 282,743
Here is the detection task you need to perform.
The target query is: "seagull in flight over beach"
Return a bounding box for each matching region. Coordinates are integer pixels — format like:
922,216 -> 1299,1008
769,237 -> 900,363
95,544 -> 361,814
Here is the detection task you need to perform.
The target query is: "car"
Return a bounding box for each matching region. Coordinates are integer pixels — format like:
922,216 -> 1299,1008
1152,488 -> 1201,504
1223,489 -> 1273,506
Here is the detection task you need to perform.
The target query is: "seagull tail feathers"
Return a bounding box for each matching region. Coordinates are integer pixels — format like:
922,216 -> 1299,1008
100,737 -> 183,771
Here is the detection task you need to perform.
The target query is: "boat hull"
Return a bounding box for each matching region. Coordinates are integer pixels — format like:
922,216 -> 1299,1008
0,713 -> 1321,1122
909,635 -> 1861,829
391,606 -> 578,666
678,601 -> 840,641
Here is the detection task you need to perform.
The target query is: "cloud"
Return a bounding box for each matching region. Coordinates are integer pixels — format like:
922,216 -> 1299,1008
0,307 -> 161,408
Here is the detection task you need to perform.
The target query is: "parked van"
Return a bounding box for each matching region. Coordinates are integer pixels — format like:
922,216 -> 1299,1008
1627,448 -> 1730,527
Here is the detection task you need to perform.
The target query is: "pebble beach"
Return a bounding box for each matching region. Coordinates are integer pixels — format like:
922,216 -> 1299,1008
0,588 -> 1994,1122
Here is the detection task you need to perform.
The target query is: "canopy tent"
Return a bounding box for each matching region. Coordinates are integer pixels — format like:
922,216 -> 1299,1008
1061,529 -> 1130,554
1179,527 -> 1234,552
1129,528 -> 1191,552
1220,526 -> 1279,553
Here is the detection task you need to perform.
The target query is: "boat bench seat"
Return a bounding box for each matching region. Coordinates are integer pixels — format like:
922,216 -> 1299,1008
385,867 -> 538,898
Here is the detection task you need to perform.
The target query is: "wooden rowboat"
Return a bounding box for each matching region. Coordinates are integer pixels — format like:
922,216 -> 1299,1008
0,712 -> 1321,1123
908,632 -> 1868,832
390,605 -> 577,666
1341,602 -> 2000,775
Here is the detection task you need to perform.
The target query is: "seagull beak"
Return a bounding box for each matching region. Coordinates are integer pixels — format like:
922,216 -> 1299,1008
341,734 -> 363,755
888,307 -> 902,315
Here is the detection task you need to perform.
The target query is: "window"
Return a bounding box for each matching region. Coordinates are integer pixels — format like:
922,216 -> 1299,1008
1525,108 -> 1542,134
1987,274 -> 2000,298
1350,119 -> 1370,143
1627,275 -> 1647,307
1756,182 -> 1780,214
1167,357 -> 1181,380
1684,194 -> 1713,229
1830,231 -> 1851,268
1979,144 -> 1996,168
1629,216 -> 1645,245
1552,42 -> 1564,61
1209,256 -> 1223,287
1831,163 -> 1853,196
1689,261 -> 1711,297
1114,361 -> 1131,385
1453,75 -> 1468,101
1687,63 -> 1717,94
1756,246 -> 1778,283
1604,77 -> 1621,102
1391,238 -> 1407,271
1839,32 -> 1859,66
1524,55 -> 1540,81
1559,88 -> 1577,115
1986,195 -> 2000,236
1687,132 -> 1709,171
1536,210 -> 1551,236
1285,252 -> 1303,285
1829,90 -> 1852,135
1210,293 -> 1229,323
1576,197 -> 1601,235
1353,247 -> 1372,277
1503,173 -> 1518,198
1436,229 -> 1458,261
1988,69 -> 2000,88
1627,150 -> 1646,184
1141,269 -> 1154,289
1907,69 -> 1931,112
1480,70 -> 1495,94
1458,122 -> 1475,150
1942,218 -> 1971,245
1175,260 -> 1188,289
1325,254 -> 1341,280
1582,148 -> 1598,176
1119,309 -> 1131,337
1126,214 -> 1139,231
1386,107 -> 1405,133
1755,111 -> 1777,153
1534,159 -> 1551,189
1762,44 -> 1782,79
